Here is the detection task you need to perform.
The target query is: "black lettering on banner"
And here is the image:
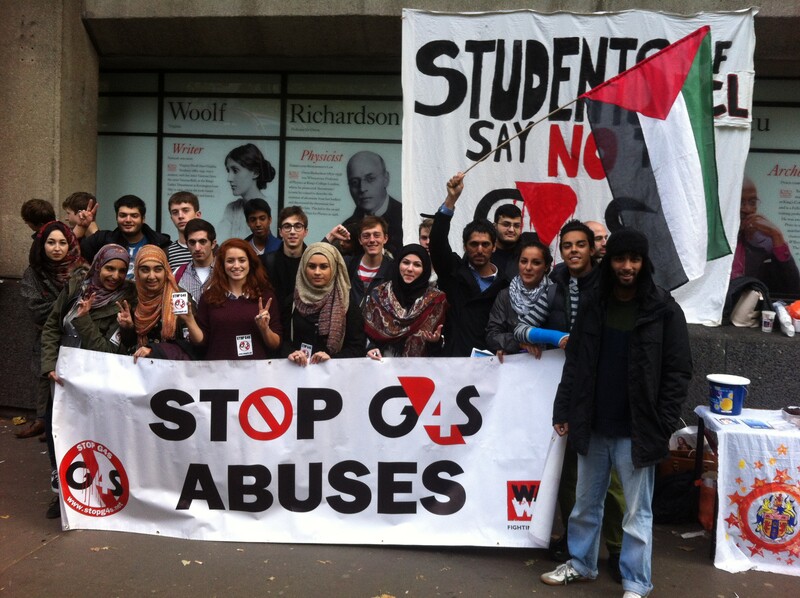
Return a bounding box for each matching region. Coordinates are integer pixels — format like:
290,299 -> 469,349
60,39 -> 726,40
178,463 -> 225,510
636,38 -> 669,62
377,462 -> 417,514
296,388 -> 343,440
414,40 -> 468,116
726,73 -> 749,118
110,470 -> 124,497
609,37 -> 638,74
455,385 -> 483,437
66,461 -> 92,490
465,39 -> 496,119
574,37 -> 609,122
327,460 -> 372,514
466,121 -> 494,161
200,389 -> 239,442
490,40 -> 523,121
420,460 -> 467,515
278,463 -> 323,512
511,481 -> 540,502
713,40 -> 732,74
522,40 -> 549,119
229,464 -> 273,512
149,389 -> 196,441
549,37 -> 580,121
369,386 -> 418,438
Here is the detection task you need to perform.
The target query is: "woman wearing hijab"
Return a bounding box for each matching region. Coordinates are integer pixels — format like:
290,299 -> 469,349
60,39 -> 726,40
284,242 -> 366,365
41,243 -> 134,383
39,243 -> 134,519
118,246 -> 195,361
363,243 -> 447,359
181,238 -> 281,360
17,221 -> 84,440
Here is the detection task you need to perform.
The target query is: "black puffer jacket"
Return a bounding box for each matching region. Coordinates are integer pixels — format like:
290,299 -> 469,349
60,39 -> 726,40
552,277 -> 692,468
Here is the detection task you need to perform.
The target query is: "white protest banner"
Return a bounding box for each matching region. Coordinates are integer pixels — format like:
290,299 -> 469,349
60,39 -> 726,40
53,348 -> 563,546
402,9 -> 756,324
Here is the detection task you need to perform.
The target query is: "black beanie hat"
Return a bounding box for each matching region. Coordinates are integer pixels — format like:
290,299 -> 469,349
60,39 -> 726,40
605,228 -> 649,260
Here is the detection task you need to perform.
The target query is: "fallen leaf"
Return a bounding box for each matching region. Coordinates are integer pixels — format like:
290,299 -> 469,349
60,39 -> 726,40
194,560 -> 202,564
181,560 -> 191,566
0,515 -> 11,519
317,560 -> 332,565
268,576 -> 276,581
90,546 -> 110,552
524,559 -> 537,566
12,417 -> 27,425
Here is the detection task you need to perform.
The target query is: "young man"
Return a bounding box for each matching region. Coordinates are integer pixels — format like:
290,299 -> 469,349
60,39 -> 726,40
541,229 -> 692,598
261,206 -> 309,309
78,195 -> 171,278
21,199 -> 56,232
515,220 -> 625,579
62,192 -> 98,236
166,191 -> 202,268
585,220 -> 609,261
418,217 -> 433,252
345,215 -> 393,309
174,218 -> 217,303
429,173 -> 509,356
244,198 -> 281,255
491,203 -> 523,278
341,151 -> 403,257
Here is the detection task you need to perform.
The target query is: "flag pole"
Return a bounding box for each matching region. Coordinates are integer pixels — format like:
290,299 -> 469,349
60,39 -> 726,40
462,97 -> 581,176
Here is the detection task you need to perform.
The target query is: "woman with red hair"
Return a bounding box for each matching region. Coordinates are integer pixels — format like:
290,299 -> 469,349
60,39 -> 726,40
182,239 -> 281,359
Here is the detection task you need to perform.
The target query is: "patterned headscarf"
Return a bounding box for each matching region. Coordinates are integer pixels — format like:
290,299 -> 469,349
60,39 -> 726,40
293,243 -> 351,354
133,245 -> 180,346
363,244 -> 446,357
30,221 -> 84,291
82,244 -> 131,308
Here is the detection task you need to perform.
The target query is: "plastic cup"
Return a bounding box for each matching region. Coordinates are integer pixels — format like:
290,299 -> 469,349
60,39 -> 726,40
762,310 -> 776,333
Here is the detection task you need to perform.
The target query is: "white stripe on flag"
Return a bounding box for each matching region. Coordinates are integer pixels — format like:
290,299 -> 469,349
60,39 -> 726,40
639,93 -> 708,281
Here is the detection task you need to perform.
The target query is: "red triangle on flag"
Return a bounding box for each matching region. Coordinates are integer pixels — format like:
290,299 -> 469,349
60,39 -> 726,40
580,26 -> 709,120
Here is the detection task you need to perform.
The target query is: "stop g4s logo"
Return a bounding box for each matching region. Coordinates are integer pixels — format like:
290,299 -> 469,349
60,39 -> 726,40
370,377 -> 482,445
149,376 -> 483,445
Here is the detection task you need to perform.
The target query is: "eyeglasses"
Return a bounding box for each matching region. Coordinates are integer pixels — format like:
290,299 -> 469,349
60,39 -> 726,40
280,223 -> 306,232
497,221 -> 521,229
360,232 -> 385,240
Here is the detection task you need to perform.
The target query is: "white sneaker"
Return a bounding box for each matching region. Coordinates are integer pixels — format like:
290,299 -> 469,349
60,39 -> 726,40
622,591 -> 644,598
540,562 -> 592,586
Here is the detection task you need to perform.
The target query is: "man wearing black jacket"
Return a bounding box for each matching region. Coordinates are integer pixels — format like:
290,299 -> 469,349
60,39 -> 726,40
429,172 -> 509,356
541,229 -> 692,598
78,195 -> 171,278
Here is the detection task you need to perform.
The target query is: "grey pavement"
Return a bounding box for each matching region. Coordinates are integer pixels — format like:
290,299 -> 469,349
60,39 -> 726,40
0,410 -> 794,598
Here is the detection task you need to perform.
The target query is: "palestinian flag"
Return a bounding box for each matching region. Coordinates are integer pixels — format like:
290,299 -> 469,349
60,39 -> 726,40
581,25 -> 730,290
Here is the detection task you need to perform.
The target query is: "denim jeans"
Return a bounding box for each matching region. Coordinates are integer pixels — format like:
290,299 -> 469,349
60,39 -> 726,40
567,434 -> 655,597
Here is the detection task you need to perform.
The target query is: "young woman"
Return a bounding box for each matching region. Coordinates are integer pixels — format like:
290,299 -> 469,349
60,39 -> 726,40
18,221 -> 84,439
486,236 -> 557,360
39,243 -> 133,519
182,239 -> 281,360
41,244 -> 134,382
363,243 -> 447,359
283,242 -> 366,365
118,246 -> 194,361
218,143 -> 276,241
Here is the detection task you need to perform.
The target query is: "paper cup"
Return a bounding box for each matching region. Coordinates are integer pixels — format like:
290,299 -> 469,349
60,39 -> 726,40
761,310 -> 776,333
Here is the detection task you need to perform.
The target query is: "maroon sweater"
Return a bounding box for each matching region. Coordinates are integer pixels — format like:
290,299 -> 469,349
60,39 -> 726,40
195,291 -> 282,360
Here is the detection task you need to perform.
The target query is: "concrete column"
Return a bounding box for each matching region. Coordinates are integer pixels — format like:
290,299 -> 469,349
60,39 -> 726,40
0,1 -> 98,277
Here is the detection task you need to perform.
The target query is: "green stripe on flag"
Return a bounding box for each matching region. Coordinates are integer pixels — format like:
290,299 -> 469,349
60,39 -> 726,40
682,33 -> 731,260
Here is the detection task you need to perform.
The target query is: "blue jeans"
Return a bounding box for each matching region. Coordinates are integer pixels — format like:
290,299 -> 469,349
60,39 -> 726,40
567,434 -> 655,597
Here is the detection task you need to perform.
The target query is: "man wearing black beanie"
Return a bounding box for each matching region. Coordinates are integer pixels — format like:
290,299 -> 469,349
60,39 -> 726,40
540,228 -> 692,598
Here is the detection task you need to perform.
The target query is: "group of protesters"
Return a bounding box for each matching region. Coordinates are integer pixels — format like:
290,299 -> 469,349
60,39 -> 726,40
17,168 -> 691,598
